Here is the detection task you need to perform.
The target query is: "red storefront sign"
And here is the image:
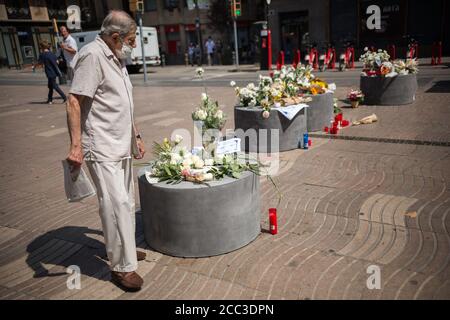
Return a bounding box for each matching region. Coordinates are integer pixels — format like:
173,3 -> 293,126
165,25 -> 180,33
184,24 -> 196,32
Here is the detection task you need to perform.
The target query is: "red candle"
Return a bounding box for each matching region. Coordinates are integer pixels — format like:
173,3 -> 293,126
335,113 -> 343,122
330,127 -> 339,134
324,126 -> 329,133
333,121 -> 339,128
341,120 -> 350,127
269,208 -> 278,235
308,139 -> 312,146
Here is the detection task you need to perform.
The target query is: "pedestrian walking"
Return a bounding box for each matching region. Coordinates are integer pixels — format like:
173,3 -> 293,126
37,40 -> 67,105
58,26 -> 78,81
66,10 -> 146,292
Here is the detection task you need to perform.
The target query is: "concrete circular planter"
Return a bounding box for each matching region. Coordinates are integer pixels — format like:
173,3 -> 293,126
137,167 -> 261,258
234,106 -> 307,153
305,92 -> 334,132
360,74 -> 418,105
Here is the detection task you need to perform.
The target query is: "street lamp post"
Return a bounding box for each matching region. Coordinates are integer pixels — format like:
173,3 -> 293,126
138,11 -> 148,83
194,0 -> 203,64
266,0 -> 271,30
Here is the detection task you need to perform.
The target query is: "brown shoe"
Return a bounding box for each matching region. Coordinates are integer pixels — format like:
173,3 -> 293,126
111,271 -> 143,292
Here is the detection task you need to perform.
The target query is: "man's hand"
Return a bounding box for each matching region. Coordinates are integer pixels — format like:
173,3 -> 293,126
134,138 -> 146,160
66,145 -> 83,171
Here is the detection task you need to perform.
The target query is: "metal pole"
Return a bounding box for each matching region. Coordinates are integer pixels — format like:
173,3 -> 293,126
139,13 -> 148,83
195,0 -> 203,63
233,18 -> 239,70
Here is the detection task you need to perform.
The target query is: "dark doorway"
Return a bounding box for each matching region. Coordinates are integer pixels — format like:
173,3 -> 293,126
279,11 -> 308,64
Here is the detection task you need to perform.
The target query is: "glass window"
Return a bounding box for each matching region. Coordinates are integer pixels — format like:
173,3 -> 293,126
144,0 -> 157,12
5,0 -> 31,20
46,0 -> 68,21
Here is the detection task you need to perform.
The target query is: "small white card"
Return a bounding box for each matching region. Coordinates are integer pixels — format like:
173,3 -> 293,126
216,138 -> 241,155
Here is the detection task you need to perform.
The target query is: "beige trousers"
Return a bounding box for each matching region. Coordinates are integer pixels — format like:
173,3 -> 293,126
86,158 -> 138,272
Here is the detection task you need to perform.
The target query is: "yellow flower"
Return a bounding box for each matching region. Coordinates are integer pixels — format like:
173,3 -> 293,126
310,78 -> 328,89
310,86 -> 320,95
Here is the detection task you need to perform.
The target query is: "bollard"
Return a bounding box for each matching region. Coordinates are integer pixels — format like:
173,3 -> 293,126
311,48 -> 319,69
329,48 -> 336,69
349,47 -> 355,68
431,41 -> 442,65
292,49 -> 301,68
276,51 -> 285,70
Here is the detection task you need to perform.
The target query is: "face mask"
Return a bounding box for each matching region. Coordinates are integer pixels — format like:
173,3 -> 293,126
116,37 -> 133,59
121,43 -> 133,56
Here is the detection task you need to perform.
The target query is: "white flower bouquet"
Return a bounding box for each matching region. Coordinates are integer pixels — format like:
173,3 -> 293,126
147,136 -> 264,184
360,48 -> 419,77
394,59 -> 419,75
230,63 -> 337,118
192,93 -> 226,131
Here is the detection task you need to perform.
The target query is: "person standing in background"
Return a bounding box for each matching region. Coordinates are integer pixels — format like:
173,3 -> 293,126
216,40 -> 223,65
194,44 -> 202,66
59,26 -> 78,81
188,42 -> 195,66
38,40 -> 67,105
205,36 -> 215,66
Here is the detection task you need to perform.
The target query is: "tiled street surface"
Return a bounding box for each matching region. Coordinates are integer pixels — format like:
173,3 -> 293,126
0,63 -> 449,299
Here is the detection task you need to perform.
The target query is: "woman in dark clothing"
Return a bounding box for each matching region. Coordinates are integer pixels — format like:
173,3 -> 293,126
38,40 -> 67,105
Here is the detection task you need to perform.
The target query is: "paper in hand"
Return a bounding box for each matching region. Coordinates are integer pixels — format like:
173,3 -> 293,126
62,160 -> 96,202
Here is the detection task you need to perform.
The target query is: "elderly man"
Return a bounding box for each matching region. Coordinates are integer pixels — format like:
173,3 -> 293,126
66,10 -> 146,291
59,26 -> 78,81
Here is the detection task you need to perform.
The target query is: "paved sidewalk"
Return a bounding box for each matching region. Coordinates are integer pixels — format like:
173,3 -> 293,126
0,65 -> 449,299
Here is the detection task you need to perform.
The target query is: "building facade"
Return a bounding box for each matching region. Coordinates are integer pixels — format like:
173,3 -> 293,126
1,0 -> 448,68
268,0 -> 449,63
132,0 -> 265,65
0,0 -> 122,68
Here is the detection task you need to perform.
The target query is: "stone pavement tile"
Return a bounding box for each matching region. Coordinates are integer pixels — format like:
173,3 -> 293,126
407,200 -> 450,235
0,226 -> 23,246
0,229 -> 50,267
414,274 -> 450,300
1,80 -> 450,299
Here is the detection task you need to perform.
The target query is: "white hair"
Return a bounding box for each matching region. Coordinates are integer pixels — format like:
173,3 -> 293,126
100,10 -> 137,37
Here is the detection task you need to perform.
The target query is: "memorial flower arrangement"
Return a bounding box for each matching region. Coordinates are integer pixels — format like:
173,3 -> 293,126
192,93 -> 226,131
147,136 -> 264,184
347,89 -> 364,108
360,48 -> 419,77
230,64 -> 336,119
271,64 -> 336,96
347,89 -> 364,102
394,59 -> 419,75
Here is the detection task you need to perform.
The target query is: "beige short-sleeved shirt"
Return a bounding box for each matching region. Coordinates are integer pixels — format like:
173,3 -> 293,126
70,36 -> 134,162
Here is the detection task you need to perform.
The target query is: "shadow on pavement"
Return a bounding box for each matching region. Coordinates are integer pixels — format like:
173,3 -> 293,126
426,80 -> 450,93
26,226 -> 109,281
